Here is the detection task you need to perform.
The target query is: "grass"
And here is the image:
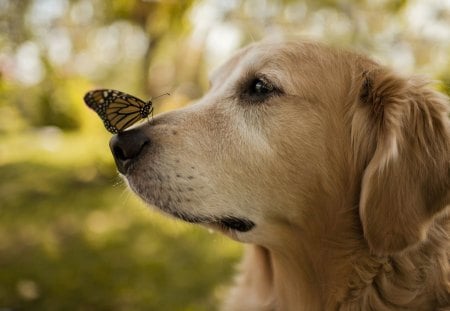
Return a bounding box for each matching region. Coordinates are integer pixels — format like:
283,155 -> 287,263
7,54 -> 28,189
0,131 -> 242,311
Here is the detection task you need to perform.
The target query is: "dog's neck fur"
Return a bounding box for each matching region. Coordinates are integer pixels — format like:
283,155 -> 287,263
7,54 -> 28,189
224,199 -> 449,311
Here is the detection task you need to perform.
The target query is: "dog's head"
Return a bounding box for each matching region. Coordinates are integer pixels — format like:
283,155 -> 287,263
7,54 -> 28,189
110,40 -> 449,254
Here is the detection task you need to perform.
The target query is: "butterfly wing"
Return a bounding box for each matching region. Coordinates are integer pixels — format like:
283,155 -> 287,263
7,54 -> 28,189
83,89 -> 152,133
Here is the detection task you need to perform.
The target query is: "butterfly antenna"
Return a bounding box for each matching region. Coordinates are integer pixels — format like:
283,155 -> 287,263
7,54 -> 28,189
151,92 -> 170,101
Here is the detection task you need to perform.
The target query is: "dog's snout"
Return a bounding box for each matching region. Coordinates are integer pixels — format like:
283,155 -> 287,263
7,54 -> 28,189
109,129 -> 149,174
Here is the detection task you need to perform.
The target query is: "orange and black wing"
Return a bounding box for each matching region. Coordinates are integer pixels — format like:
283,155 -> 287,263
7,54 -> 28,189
83,89 -> 152,133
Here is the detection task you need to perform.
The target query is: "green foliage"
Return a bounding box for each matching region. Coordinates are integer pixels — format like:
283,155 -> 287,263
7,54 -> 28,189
0,160 -> 241,310
385,0 -> 408,12
439,74 -> 450,97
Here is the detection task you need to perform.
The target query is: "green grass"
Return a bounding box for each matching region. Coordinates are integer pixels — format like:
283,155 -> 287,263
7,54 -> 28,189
0,132 -> 242,311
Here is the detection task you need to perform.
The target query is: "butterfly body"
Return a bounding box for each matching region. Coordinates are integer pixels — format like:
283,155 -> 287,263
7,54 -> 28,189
84,89 -> 153,134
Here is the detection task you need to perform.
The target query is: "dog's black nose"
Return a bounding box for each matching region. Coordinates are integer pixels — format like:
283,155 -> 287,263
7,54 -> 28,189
109,129 -> 149,174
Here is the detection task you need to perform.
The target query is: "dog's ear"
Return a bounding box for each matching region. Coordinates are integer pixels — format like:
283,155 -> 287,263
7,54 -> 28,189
353,68 -> 450,255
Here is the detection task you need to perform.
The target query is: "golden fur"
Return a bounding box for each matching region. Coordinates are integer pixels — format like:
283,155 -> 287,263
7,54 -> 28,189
110,40 -> 450,310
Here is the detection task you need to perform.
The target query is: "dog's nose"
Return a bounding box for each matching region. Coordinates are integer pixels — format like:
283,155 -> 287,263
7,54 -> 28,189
109,129 -> 149,174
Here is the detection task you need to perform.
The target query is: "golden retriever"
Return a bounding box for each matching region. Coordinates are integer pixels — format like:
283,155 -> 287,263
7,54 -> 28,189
109,40 -> 450,310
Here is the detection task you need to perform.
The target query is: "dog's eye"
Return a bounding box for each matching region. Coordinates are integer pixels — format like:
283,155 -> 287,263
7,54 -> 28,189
251,79 -> 274,94
240,77 -> 279,104
249,78 -> 274,96
239,76 -> 281,104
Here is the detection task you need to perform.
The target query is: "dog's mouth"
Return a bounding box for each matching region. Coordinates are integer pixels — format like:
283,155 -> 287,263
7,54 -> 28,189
172,211 -> 255,233
124,166 -> 255,234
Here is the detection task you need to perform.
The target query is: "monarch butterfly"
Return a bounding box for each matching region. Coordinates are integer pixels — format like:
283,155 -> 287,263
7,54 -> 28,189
83,89 -> 168,134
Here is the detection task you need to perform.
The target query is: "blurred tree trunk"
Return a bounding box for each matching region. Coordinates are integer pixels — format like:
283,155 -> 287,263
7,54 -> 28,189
143,34 -> 161,94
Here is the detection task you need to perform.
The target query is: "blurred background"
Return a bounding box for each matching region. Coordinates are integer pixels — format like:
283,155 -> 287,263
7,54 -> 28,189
0,0 -> 449,310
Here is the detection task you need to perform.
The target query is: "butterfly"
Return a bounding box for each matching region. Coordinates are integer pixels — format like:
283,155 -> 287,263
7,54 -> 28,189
83,89 -> 167,134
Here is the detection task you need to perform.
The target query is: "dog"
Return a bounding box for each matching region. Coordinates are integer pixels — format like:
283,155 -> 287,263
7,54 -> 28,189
109,40 -> 450,310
